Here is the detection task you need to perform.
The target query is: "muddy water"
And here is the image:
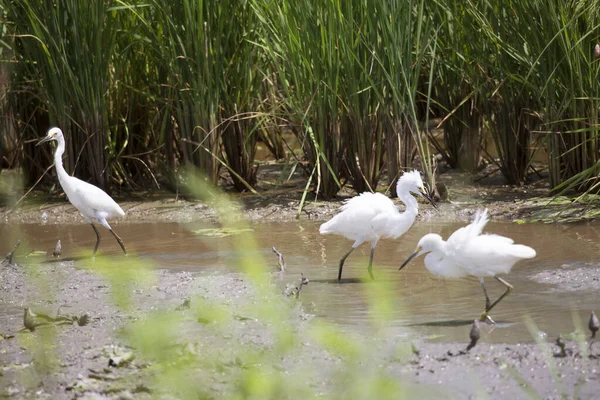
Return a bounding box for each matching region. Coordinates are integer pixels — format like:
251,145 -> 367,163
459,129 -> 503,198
2,219 -> 599,344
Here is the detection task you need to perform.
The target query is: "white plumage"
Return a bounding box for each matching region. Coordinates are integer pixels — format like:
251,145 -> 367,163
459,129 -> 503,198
37,127 -> 128,257
399,208 -> 536,322
320,170 -> 436,280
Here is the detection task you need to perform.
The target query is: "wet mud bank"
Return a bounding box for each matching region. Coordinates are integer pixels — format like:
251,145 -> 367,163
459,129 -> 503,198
1,258 -> 599,399
1,169 -> 585,226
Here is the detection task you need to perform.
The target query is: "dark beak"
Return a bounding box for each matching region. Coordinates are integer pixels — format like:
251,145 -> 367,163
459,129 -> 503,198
420,189 -> 439,211
36,136 -> 53,146
399,250 -> 420,271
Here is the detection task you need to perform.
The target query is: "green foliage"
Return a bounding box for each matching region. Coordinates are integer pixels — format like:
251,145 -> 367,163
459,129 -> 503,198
101,175 -> 424,398
86,255 -> 155,310
253,0 -> 433,198
3,0 -> 122,189
141,0 -> 264,188
3,0 -> 600,200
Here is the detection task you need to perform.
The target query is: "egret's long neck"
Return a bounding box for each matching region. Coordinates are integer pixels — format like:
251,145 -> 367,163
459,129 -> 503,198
397,186 -> 419,218
385,185 -> 419,238
53,137 -> 71,183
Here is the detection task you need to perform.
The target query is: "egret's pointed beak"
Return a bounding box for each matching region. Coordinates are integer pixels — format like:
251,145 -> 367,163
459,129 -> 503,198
36,136 -> 54,146
399,247 -> 422,271
419,188 -> 439,211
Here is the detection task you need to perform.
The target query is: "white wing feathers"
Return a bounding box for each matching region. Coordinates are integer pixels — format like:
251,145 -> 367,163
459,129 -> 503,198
74,182 -> 125,218
470,208 -> 489,237
319,192 -> 397,239
446,208 -> 490,255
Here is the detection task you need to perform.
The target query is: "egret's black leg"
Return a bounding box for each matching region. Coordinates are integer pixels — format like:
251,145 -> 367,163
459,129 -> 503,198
338,247 -> 356,281
479,277 -> 491,310
109,229 -> 128,256
90,223 -> 101,257
485,276 -> 513,314
367,246 -> 375,280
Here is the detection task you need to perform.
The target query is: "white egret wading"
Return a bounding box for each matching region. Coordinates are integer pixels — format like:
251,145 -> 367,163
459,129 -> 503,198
320,170 -> 436,281
37,127 -> 127,257
399,209 -> 536,322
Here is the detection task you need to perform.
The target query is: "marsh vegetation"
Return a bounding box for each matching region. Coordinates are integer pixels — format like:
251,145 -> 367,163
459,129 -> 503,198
1,0 -> 600,200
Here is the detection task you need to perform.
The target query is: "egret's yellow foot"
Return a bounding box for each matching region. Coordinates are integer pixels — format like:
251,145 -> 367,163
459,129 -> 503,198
479,311 -> 495,325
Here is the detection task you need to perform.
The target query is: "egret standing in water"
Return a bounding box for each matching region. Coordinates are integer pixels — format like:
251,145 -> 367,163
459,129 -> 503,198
320,170 -> 437,281
37,127 -> 128,257
399,209 -> 536,323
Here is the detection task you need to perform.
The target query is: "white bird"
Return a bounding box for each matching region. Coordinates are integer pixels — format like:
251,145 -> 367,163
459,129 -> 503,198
320,170 -> 437,281
37,127 -> 127,257
399,209 -> 536,322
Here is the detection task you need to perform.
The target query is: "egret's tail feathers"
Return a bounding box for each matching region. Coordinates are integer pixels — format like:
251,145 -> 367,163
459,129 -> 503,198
510,244 -> 536,259
470,208 -> 489,236
474,208 -> 489,225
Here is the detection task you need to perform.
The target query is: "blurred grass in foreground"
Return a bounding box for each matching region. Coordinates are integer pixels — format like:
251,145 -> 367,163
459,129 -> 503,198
88,170 -> 421,399
0,168 -> 424,398
3,169 -> 597,398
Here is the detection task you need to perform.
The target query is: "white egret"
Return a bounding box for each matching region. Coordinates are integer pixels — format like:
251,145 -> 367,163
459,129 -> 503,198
37,127 -> 127,257
399,209 -> 536,322
320,170 -> 437,281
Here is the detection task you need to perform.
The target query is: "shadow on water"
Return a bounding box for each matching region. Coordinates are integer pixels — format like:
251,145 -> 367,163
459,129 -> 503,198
309,278 -> 369,284
409,319 -> 476,328
45,255 -> 92,263
2,218 -> 600,344
407,319 -> 517,328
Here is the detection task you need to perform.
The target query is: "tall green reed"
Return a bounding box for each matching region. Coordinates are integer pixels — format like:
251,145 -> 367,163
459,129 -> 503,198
527,0 -> 600,194
253,0 -> 348,198
470,0 -> 600,188
107,4 -> 163,190
145,0 -> 221,184
143,0 -> 264,190
5,0 -> 600,199
430,0 -> 487,173
218,1 -> 264,192
4,0 -> 123,191
479,0 -> 539,185
374,0 -> 435,193
253,0 -> 434,198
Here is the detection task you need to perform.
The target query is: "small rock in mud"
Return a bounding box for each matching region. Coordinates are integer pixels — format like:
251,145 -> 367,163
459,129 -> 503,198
78,314 -> 90,326
105,345 -> 135,368
176,298 -> 191,310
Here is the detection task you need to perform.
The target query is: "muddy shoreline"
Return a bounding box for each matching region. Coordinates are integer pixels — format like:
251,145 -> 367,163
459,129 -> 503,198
5,167 -> 598,227
2,169 -> 600,398
1,259 -> 599,399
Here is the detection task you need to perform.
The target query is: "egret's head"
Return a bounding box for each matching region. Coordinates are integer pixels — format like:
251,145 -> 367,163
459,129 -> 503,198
397,170 -> 438,210
415,233 -> 444,255
398,233 -> 443,271
36,127 -> 63,146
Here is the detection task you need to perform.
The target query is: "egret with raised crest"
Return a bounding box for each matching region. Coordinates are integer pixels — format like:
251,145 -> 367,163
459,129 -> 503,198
320,170 -> 437,281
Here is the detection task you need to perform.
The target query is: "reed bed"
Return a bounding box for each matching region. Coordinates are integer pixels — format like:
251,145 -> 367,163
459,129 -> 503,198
1,0 -> 600,198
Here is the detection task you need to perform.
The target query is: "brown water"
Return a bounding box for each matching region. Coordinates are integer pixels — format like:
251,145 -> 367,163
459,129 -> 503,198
2,219 -> 599,344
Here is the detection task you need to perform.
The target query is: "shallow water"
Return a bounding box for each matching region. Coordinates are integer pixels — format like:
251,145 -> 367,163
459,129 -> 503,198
2,218 -> 599,344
